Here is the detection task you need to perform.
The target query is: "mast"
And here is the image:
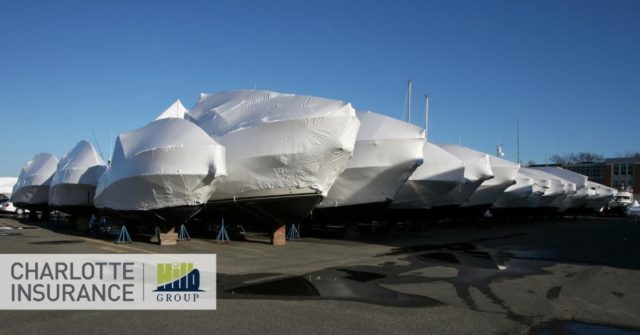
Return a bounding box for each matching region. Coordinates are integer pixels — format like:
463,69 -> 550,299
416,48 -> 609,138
406,80 -> 413,124
91,129 -> 104,161
424,94 -> 429,140
516,104 -> 521,164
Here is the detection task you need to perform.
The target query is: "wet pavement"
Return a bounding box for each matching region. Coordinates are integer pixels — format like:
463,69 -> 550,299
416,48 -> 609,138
0,215 -> 639,334
528,320 -> 640,335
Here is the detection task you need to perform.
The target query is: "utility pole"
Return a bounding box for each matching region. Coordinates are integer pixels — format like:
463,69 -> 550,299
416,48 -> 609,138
424,94 -> 429,140
406,80 -> 413,124
516,104 -> 521,164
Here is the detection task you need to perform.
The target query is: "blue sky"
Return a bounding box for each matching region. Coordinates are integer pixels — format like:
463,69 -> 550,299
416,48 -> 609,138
1,0 -> 638,176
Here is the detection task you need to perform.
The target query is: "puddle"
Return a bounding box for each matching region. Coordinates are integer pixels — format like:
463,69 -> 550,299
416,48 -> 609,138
0,232 -> 21,236
229,276 -> 320,296
384,233 -> 528,255
409,243 -> 552,313
546,286 -> 562,300
30,240 -> 83,245
505,248 -> 561,262
0,226 -> 38,231
528,320 -> 640,335
421,252 -> 461,264
224,267 -> 438,308
337,269 -> 385,282
224,238 -> 554,311
420,249 -> 507,270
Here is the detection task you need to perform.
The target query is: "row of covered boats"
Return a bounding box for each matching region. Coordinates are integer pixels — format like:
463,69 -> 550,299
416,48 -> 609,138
8,90 -> 618,235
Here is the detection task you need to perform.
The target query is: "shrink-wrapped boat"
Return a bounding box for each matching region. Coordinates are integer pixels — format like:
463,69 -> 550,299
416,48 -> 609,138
186,90 -> 360,226
49,140 -> 107,216
312,111 -> 424,221
94,117 -> 226,226
11,153 -> 59,214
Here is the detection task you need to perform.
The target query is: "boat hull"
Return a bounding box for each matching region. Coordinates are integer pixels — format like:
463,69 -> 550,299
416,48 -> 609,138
95,173 -> 218,213
390,179 -> 461,209
11,185 -> 50,211
49,183 -> 97,215
97,204 -> 205,230
310,200 -> 392,224
211,116 -> 358,201
206,192 -> 323,229
317,138 -> 423,208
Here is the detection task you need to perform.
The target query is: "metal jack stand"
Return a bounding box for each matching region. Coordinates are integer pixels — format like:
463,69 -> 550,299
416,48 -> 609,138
116,225 -> 132,244
178,224 -> 191,241
154,226 -> 161,238
287,223 -> 301,241
215,218 -> 230,243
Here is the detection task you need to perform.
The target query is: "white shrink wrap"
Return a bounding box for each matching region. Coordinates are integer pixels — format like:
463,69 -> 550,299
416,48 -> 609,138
94,118 -> 226,215
519,167 -> 571,211
435,143 -> 494,208
186,90 -> 359,226
438,144 -> 520,210
11,153 -> 59,209
0,177 -> 18,198
492,172 -> 537,209
188,90 -> 360,200
317,111 -> 425,208
584,181 -> 617,212
49,140 -> 107,211
391,141 -> 471,209
530,166 -> 590,211
155,99 -> 188,120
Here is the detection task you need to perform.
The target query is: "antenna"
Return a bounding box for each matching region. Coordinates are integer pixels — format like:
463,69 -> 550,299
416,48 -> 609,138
91,129 -> 105,161
424,94 -> 429,140
516,103 -> 521,164
497,144 -> 504,158
406,80 -> 413,123
108,131 -> 113,162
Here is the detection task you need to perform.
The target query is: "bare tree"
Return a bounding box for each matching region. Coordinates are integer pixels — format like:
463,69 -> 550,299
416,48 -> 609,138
549,154 -> 566,165
624,151 -> 640,159
575,152 -> 604,163
549,152 -> 604,164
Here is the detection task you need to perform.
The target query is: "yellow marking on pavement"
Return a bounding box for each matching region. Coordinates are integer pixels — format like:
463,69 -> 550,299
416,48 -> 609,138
74,235 -> 156,254
214,243 -> 264,253
99,246 -> 126,253
73,231 -> 264,254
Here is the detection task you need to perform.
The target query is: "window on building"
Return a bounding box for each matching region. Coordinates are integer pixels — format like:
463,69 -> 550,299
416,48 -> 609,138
629,164 -> 634,175
621,164 -> 627,175
614,164 -> 619,175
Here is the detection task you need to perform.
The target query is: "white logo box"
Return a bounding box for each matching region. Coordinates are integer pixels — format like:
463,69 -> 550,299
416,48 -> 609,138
0,254 -> 216,310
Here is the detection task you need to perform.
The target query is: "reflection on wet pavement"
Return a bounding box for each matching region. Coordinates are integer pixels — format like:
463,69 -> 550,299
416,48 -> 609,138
222,240 -> 554,311
229,276 -> 320,296
528,319 -> 640,335
220,220 -> 640,331
29,240 -> 83,245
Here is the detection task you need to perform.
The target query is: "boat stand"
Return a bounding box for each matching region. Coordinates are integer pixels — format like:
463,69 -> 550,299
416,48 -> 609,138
215,218 -> 230,243
116,225 -> 133,244
178,224 -> 191,241
286,223 -> 301,241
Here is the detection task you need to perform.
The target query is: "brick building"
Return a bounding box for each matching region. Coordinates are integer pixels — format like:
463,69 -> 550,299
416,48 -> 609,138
563,156 -> 640,192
